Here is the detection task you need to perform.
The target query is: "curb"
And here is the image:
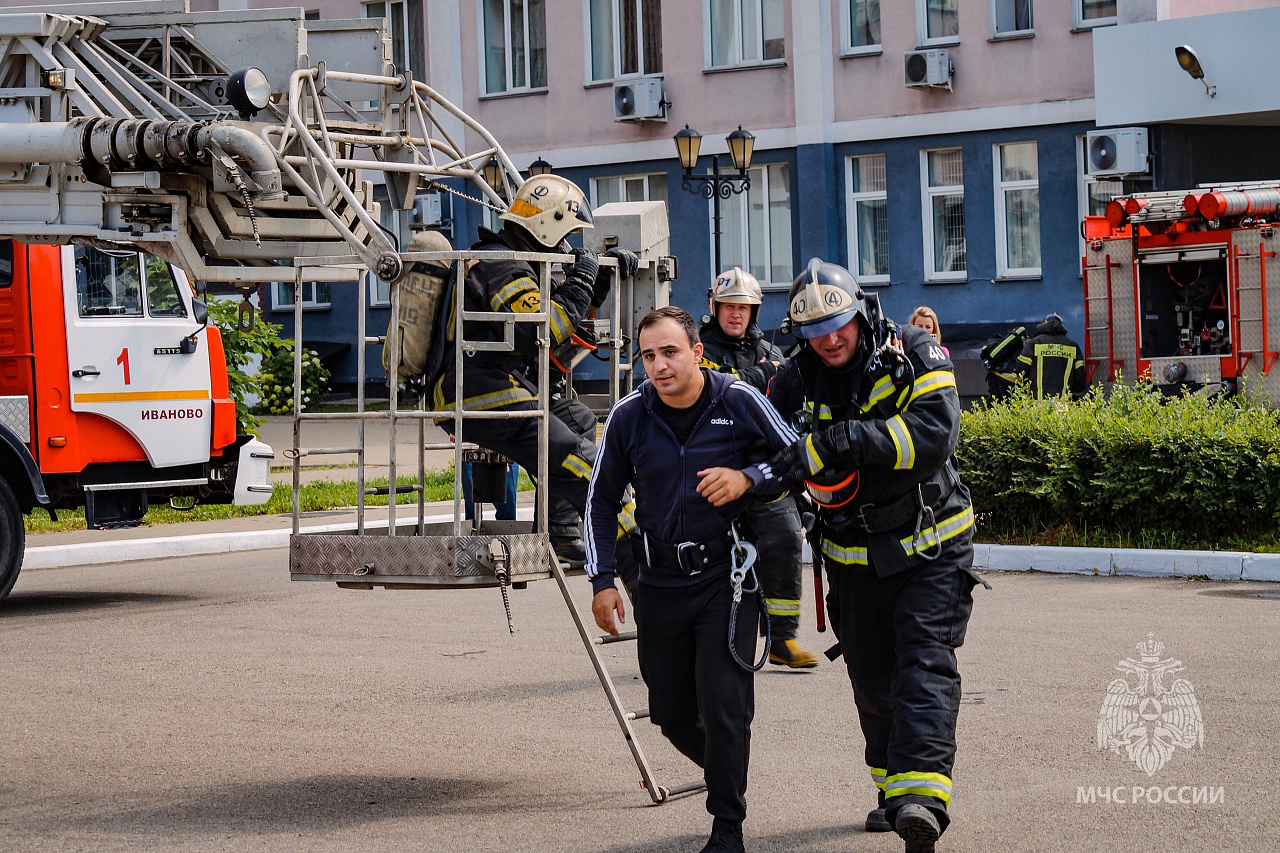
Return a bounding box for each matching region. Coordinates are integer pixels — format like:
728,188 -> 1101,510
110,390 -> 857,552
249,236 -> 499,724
27,521 -> 1280,581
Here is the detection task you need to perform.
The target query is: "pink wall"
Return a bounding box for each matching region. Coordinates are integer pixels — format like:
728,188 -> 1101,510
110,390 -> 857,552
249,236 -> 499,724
830,0 -> 1094,123
1165,0 -> 1280,16
460,0 -> 795,157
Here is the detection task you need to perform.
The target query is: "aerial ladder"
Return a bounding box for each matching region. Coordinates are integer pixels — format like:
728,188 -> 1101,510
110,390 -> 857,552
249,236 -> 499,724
0,0 -> 693,803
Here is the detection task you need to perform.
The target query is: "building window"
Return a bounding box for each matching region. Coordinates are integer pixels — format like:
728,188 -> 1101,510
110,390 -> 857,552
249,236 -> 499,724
847,155 -> 889,284
846,0 -> 881,53
922,148 -> 966,281
717,162 -> 792,287
274,280 -> 332,310
994,142 -> 1040,278
371,196 -> 411,306
1074,0 -> 1115,29
917,0 -> 958,47
482,0 -> 547,94
707,0 -> 785,69
991,0 -> 1031,38
364,1 -> 411,74
588,0 -> 662,82
591,172 -> 668,207
1076,134 -> 1126,260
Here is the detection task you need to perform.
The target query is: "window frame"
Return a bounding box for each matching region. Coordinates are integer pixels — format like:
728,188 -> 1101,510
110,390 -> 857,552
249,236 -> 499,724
272,280 -> 332,311
840,0 -> 883,57
993,141 -> 1042,280
589,171 -> 668,207
703,0 -> 786,71
916,0 -> 960,48
585,0 -> 663,84
479,0 -> 548,97
1073,0 -> 1116,30
989,0 -> 1033,40
920,147 -> 967,283
362,0 -> 411,74
711,161 -> 793,291
845,154 -> 890,286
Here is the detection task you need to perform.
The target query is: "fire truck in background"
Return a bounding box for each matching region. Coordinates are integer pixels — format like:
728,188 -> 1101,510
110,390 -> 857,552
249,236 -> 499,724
0,240 -> 273,600
1083,181 -> 1280,402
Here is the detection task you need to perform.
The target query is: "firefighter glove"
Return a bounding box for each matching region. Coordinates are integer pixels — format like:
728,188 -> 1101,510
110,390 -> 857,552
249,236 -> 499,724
566,247 -> 599,292
604,247 -> 640,280
773,422 -> 863,486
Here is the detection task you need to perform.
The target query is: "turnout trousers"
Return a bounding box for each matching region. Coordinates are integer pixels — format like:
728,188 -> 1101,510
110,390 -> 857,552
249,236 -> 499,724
743,499 -> 803,641
824,530 -> 977,834
635,576 -> 758,824
445,392 -> 596,538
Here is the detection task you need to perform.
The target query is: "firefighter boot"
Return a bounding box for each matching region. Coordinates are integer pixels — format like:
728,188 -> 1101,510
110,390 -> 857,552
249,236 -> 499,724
697,818 -> 745,853
866,791 -> 892,833
550,535 -> 586,569
768,638 -> 820,669
894,803 -> 941,853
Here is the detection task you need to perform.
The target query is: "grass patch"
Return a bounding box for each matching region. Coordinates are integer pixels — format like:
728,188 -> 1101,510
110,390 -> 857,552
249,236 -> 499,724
26,466 -> 534,534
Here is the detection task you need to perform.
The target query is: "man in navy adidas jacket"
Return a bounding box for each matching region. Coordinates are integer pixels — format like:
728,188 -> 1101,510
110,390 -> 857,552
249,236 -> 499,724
585,306 -> 797,853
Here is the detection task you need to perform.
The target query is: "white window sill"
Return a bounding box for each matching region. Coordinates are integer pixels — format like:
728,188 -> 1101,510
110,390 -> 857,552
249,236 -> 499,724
585,73 -> 664,89
917,37 -> 960,49
703,59 -> 787,74
840,46 -> 882,58
989,30 -> 1034,42
857,276 -> 892,286
1071,21 -> 1116,32
995,273 -> 1042,282
924,275 -> 967,284
478,87 -> 549,101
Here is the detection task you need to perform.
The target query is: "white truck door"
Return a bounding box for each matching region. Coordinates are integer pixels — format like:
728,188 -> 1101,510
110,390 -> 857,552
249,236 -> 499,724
63,247 -> 213,468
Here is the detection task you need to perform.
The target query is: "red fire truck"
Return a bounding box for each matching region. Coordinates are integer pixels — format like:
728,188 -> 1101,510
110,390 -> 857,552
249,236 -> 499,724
1083,182 -> 1280,401
0,240 -> 272,601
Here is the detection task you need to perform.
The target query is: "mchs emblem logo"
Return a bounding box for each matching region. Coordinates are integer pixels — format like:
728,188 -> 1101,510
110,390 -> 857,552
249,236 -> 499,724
1097,634 -> 1204,776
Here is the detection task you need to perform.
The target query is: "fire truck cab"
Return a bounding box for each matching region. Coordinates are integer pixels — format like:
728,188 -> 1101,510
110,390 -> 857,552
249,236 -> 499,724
0,240 -> 273,600
1083,183 -> 1280,402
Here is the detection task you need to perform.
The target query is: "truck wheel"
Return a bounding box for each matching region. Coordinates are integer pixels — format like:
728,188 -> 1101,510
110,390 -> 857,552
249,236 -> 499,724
0,476 -> 24,602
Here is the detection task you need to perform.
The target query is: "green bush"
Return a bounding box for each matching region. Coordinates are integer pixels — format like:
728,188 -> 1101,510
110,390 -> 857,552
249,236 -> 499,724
208,298 -> 285,434
957,383 -> 1280,546
252,341 -> 332,416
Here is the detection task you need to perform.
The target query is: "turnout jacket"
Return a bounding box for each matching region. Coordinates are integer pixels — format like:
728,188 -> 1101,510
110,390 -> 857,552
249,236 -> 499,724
768,324 -> 972,577
585,369 -> 798,595
1015,317 -> 1087,400
697,321 -> 785,392
430,226 -> 592,410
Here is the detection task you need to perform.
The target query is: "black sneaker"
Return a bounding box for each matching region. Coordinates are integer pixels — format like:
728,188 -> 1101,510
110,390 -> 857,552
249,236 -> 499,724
551,536 -> 586,568
865,805 -> 892,833
697,820 -> 745,853
894,803 -> 941,853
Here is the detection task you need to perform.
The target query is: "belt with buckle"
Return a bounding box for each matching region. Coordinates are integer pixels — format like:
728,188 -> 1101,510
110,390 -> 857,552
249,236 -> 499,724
852,482 -> 943,534
641,527 -> 734,576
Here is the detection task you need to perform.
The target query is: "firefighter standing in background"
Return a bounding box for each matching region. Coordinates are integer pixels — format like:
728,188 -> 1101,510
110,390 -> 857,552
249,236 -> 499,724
428,174 -> 637,564
1014,313 -> 1087,400
698,267 -> 819,669
764,259 -> 985,853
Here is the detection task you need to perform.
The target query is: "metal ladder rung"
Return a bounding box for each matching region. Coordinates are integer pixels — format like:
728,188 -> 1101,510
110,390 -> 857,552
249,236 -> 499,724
362,484 -> 423,496
594,631 -> 638,645
643,779 -> 708,799
1086,325 -> 1111,332
626,708 -> 650,721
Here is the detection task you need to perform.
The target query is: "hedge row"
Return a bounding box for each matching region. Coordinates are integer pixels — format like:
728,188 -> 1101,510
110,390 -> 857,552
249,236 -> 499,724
956,384 -> 1280,543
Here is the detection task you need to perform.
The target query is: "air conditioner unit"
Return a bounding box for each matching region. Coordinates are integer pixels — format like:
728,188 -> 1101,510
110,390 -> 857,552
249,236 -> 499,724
904,49 -> 952,90
612,77 -> 666,122
409,192 -> 442,227
1086,127 -> 1150,176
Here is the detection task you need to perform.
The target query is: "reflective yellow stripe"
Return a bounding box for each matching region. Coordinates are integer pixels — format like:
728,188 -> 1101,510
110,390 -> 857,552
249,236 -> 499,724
901,506 -> 974,557
803,401 -> 833,421
765,598 -> 801,617
869,766 -> 887,790
884,771 -> 952,805
804,434 -> 824,475
491,277 -> 537,311
821,538 -> 868,566
861,374 -> 896,412
1017,354 -> 1032,364
906,370 -> 956,406
617,500 -> 637,537
461,381 -> 537,411
561,453 -> 592,479
992,370 -> 1018,382
886,414 -> 914,470
549,301 -> 574,343
74,389 -> 208,403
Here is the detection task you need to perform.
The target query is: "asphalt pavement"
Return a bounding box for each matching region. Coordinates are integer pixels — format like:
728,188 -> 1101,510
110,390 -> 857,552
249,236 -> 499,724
2,551 -> 1275,852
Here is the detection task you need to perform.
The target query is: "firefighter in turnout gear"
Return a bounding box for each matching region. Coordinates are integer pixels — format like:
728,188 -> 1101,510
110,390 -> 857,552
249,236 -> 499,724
764,259 -> 985,853
698,267 -> 819,669
429,174 -> 637,565
1014,313 -> 1087,400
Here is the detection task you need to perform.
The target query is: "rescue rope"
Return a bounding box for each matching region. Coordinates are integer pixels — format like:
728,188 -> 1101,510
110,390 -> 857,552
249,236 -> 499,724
727,521 -> 770,672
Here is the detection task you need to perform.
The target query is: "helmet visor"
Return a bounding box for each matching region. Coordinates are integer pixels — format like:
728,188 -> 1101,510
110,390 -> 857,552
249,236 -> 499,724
793,308 -> 856,339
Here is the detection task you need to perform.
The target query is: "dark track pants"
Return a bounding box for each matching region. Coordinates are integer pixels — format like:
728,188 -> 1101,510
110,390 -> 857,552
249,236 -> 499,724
825,531 -> 977,834
744,499 -> 803,641
635,576 -> 757,823
446,395 -> 596,538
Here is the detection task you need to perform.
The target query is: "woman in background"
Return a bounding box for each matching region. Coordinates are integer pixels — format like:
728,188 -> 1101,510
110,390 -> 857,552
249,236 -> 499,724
909,306 -> 948,357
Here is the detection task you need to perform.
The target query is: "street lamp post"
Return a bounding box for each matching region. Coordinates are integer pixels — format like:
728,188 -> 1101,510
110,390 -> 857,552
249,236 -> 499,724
674,125 -> 755,275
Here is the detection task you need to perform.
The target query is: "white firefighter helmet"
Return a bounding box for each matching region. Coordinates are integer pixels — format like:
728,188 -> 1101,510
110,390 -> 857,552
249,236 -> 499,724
787,258 -> 869,339
499,174 -> 595,248
707,266 -> 763,318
